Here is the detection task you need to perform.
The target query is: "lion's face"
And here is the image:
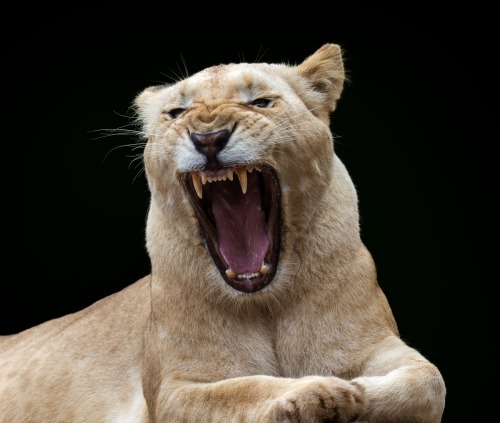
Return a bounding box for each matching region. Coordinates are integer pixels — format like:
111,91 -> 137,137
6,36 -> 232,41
136,45 -> 344,294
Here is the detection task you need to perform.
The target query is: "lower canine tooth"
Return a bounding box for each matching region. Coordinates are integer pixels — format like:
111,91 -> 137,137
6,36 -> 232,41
260,264 -> 269,274
226,269 -> 237,279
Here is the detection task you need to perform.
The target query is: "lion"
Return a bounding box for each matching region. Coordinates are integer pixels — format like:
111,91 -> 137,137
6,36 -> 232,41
0,44 -> 446,422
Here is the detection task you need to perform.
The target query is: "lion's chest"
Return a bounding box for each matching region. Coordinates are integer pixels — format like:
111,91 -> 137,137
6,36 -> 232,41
273,308 -> 361,379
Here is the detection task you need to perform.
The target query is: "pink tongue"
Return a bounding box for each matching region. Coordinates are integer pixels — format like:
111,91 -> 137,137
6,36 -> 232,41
212,173 -> 269,275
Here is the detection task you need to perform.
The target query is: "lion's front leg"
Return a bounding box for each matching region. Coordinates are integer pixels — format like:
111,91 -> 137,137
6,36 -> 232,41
351,336 -> 446,423
152,375 -> 366,423
266,376 -> 367,423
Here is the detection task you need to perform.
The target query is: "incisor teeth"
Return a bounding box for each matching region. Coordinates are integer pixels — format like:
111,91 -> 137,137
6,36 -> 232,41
192,173 -> 203,199
237,272 -> 259,279
236,167 -> 247,194
226,265 -> 269,280
194,166 -> 259,193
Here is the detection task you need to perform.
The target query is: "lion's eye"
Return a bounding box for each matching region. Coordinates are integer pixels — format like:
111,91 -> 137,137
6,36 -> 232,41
250,98 -> 272,108
164,108 -> 185,119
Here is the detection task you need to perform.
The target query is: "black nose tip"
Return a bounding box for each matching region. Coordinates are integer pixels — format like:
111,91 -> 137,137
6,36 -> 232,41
190,130 -> 230,157
190,130 -> 230,170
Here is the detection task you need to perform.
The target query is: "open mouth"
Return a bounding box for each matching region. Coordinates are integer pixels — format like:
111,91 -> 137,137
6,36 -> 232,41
181,165 -> 281,293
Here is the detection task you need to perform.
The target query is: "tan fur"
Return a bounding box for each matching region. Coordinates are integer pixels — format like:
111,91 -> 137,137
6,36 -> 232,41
0,44 -> 445,422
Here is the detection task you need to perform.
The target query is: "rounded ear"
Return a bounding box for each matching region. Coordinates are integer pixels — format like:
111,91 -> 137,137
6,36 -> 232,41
133,85 -> 168,135
296,43 -> 346,122
134,85 -> 165,116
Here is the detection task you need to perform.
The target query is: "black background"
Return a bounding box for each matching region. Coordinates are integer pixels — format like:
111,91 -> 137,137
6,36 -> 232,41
1,4 -> 497,422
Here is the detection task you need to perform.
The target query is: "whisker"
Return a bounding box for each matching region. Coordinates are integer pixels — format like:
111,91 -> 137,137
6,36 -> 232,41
179,52 -> 190,80
253,45 -> 270,64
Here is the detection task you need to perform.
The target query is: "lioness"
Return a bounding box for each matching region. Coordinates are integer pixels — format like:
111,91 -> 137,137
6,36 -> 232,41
0,44 -> 446,422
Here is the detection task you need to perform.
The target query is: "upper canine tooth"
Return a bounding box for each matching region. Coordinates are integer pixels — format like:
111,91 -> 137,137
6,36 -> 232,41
227,170 -> 234,181
201,174 -> 208,185
236,167 -> 247,194
192,172 -> 203,199
247,165 -> 254,173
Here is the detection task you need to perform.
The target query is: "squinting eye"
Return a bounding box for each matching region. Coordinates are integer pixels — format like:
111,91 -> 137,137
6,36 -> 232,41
250,98 -> 272,108
164,108 -> 185,119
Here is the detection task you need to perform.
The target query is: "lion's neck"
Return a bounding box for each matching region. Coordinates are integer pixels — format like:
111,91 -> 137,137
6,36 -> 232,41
145,154 -> 363,309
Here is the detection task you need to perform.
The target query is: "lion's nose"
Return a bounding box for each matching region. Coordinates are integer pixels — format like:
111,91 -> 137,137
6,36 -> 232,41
190,130 -> 230,160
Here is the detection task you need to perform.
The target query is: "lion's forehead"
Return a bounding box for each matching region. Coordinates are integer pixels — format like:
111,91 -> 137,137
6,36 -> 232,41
167,63 -> 291,104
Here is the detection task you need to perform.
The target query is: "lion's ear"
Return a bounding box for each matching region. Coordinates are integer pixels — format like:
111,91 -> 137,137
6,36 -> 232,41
133,85 -> 167,135
134,85 -> 164,117
296,43 -> 345,123
135,85 -> 162,108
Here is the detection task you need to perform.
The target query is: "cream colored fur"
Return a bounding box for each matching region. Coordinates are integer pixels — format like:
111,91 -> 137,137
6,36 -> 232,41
0,44 -> 446,422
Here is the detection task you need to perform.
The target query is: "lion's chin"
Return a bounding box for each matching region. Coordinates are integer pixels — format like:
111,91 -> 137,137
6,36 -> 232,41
181,165 -> 281,293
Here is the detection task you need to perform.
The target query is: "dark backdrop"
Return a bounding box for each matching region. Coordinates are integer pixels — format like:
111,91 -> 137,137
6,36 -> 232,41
2,5 -> 496,422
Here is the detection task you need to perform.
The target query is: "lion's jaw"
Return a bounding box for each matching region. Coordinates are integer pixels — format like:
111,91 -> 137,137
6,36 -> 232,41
137,45 -> 345,295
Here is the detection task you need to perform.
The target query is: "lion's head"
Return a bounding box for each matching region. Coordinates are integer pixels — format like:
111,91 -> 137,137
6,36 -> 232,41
135,44 -> 345,294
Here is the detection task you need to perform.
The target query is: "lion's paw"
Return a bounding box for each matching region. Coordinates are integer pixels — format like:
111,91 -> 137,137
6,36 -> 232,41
269,377 -> 366,423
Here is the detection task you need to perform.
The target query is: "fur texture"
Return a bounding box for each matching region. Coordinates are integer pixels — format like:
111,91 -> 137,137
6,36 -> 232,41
0,44 -> 445,422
